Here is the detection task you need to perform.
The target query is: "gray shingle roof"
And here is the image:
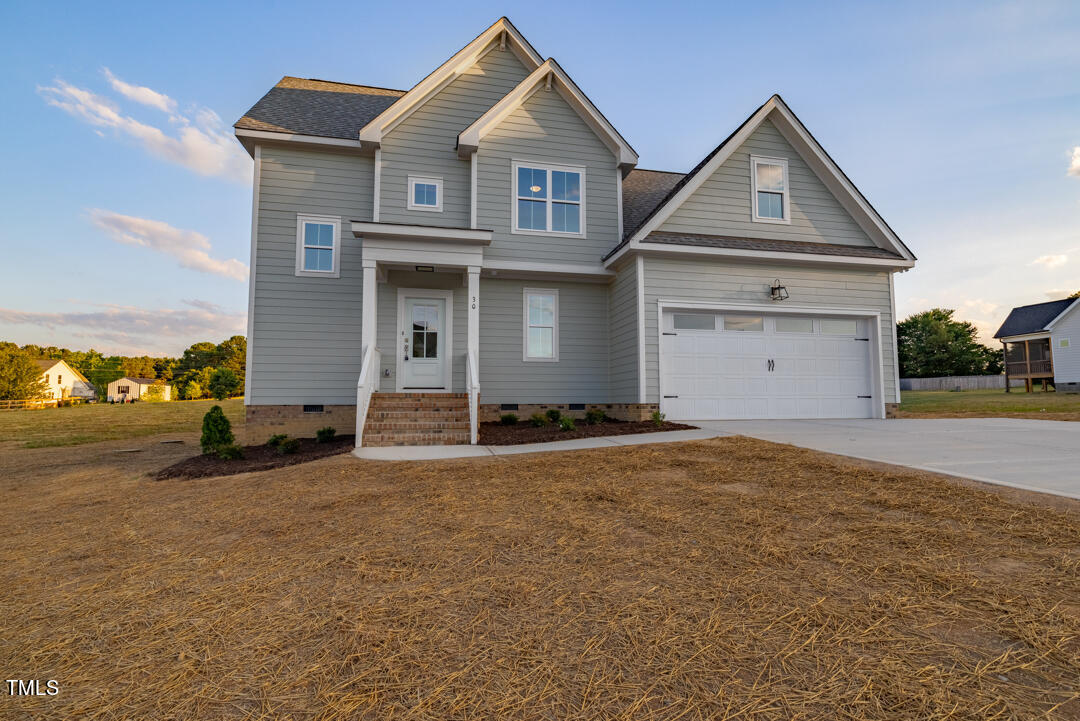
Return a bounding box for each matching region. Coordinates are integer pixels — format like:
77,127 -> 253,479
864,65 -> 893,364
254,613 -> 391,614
235,77 -> 405,140
642,232 -> 904,259
993,298 -> 1077,339
622,169 -> 684,240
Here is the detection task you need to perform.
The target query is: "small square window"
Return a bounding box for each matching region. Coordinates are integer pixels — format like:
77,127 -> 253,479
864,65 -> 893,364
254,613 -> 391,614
724,316 -> 764,332
407,176 -> 442,212
1061,338 -> 1071,349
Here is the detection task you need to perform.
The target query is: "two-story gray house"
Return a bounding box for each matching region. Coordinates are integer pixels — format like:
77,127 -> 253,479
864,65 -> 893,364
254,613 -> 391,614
234,17 -> 916,447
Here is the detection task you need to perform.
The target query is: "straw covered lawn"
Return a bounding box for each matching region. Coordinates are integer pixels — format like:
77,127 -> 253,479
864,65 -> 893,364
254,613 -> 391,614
1,435 -> 1078,720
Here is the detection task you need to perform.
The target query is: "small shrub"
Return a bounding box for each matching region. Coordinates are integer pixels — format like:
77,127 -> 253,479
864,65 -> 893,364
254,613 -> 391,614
651,410 -> 666,428
499,413 -> 519,426
216,444 -> 244,460
315,426 -> 337,443
276,438 -> 301,455
200,405 -> 234,456
529,412 -> 548,427
266,433 -> 288,448
558,417 -> 576,432
585,408 -> 606,425
545,409 -> 561,423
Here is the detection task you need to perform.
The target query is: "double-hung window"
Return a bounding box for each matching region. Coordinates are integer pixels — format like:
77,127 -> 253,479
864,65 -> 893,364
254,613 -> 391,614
512,161 -> 585,236
295,214 -> 341,277
523,288 -> 559,361
750,155 -> 790,224
407,176 -> 442,212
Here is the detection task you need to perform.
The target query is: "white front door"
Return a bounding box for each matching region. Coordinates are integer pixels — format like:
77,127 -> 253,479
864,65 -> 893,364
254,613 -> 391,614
401,296 -> 447,389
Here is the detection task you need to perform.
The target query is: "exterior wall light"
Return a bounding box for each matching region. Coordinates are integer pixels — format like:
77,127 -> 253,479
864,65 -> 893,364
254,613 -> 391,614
770,279 -> 789,301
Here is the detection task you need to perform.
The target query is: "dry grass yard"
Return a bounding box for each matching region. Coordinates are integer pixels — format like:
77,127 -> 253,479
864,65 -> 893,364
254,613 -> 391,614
1,432 -> 1078,720
898,389 -> 1080,421
0,397 -> 245,448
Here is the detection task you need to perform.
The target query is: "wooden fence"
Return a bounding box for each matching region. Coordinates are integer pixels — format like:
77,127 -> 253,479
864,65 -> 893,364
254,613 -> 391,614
0,399 -> 60,411
899,375 -> 1023,391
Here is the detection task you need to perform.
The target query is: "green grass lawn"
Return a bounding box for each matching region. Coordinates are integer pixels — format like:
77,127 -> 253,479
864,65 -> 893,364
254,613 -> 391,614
0,398 -> 246,448
899,389 -> 1080,417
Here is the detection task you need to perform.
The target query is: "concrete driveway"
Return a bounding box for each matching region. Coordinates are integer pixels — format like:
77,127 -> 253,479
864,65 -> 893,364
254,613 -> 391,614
693,418 -> 1080,499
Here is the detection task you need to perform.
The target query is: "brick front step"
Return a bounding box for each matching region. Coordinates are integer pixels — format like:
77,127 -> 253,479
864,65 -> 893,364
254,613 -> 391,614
362,392 -> 471,447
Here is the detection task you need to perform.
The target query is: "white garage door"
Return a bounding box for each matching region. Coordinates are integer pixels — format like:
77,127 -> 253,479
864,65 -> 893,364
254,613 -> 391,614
660,311 -> 876,420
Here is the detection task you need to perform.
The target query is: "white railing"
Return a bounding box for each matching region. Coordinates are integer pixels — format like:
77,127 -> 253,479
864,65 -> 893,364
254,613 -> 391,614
355,345 -> 382,447
466,350 -> 479,445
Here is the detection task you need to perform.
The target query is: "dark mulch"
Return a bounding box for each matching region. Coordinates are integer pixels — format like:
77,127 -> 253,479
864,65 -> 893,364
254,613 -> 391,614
154,435 -> 355,480
480,419 -> 696,445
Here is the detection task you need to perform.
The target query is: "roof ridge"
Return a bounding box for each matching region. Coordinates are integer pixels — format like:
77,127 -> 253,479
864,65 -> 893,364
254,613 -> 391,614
631,168 -> 684,175
278,76 -> 407,94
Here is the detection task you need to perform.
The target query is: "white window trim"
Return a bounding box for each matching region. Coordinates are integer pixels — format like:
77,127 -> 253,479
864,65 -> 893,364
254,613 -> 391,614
750,155 -> 791,225
522,287 -> 559,362
295,214 -> 341,278
1060,337 -> 1071,349
510,159 -> 586,238
407,175 -> 443,212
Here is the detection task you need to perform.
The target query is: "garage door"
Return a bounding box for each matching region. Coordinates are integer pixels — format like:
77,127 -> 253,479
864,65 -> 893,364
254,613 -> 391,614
660,310 -> 876,420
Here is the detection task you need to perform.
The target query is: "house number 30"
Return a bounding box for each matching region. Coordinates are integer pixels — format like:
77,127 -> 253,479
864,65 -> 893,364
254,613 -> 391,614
471,296 -> 477,310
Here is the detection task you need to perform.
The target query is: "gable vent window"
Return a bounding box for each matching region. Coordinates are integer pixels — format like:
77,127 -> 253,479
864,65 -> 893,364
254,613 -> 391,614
750,156 -> 790,224
295,215 -> 341,278
512,161 -> 585,236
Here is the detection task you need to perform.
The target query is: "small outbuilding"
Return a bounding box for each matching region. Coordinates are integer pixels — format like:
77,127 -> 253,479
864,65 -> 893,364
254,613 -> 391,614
993,297 -> 1080,392
106,377 -> 173,402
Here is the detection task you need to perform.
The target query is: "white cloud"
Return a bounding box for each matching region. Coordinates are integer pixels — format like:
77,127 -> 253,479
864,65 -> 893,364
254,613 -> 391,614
0,302 -> 245,356
102,68 -> 177,114
1030,253 -> 1068,269
1070,146 -> 1080,177
38,78 -> 250,182
961,298 -> 999,317
89,209 -> 247,281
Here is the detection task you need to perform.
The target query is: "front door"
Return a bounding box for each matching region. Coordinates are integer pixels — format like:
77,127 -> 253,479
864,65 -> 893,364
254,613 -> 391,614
401,296 -> 447,389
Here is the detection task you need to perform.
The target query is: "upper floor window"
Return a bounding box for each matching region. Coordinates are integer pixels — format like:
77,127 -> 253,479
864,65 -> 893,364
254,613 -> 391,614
295,214 -> 341,278
523,288 -> 559,361
750,155 -> 790,224
512,161 -> 585,236
408,176 -> 442,212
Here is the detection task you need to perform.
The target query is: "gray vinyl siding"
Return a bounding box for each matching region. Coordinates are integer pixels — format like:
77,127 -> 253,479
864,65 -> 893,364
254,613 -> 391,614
479,278 -> 610,404
658,119 -> 874,247
476,87 -> 620,264
376,271 -> 467,393
609,260 -> 639,402
249,145 -> 373,405
378,45 -> 530,228
1052,307 -> 1080,383
642,257 -> 898,404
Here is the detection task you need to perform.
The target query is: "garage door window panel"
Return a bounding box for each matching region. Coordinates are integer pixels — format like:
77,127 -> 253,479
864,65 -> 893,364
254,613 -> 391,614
724,316 -> 764,332
673,313 -> 716,331
820,319 -> 858,335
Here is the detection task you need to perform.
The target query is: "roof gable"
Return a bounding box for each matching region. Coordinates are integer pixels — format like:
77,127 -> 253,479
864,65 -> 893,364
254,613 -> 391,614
994,298 -> 1079,338
357,17 -> 542,150
235,78 -> 404,140
616,95 -> 915,263
456,58 -> 637,170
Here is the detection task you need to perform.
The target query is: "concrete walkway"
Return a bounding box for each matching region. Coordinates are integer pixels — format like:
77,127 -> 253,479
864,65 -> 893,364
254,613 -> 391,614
694,418 -> 1080,500
352,428 -> 721,461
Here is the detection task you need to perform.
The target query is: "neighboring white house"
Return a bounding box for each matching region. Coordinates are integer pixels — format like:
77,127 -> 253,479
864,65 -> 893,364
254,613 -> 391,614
994,297 -> 1080,393
106,377 -> 173,402
34,359 -> 96,400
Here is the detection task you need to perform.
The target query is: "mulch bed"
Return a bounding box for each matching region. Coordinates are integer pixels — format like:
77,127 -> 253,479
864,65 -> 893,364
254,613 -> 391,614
154,435 -> 355,480
480,418 -> 695,445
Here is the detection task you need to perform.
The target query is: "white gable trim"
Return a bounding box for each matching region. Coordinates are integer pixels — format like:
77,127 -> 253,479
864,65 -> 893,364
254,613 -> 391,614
457,59 -> 638,170
626,96 -> 914,262
357,18 -> 542,150
1046,298 -> 1080,330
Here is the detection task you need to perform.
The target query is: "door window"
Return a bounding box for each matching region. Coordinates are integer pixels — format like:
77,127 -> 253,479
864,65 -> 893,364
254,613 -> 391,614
411,304 -> 439,358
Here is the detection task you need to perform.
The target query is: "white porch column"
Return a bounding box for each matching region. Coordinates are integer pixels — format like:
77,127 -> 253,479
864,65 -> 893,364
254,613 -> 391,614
362,260 -> 377,353
467,266 -> 480,364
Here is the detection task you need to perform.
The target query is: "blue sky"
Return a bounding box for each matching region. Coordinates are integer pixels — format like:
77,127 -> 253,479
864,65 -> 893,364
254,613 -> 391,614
1,0 -> 1078,355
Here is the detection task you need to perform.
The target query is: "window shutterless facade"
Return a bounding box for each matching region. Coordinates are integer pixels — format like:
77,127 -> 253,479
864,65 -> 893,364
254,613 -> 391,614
407,175 -> 442,212
750,155 -> 790,224
511,161 -> 585,237
523,288 -> 559,361
295,214 -> 341,278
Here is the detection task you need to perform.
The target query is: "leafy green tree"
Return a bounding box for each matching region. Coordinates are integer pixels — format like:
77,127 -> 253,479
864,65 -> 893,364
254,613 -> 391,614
215,335 -> 247,387
0,344 -> 49,400
177,366 -> 216,399
178,342 -> 219,375
142,381 -> 168,402
208,368 -> 240,400
897,308 -> 1002,378
122,355 -> 157,378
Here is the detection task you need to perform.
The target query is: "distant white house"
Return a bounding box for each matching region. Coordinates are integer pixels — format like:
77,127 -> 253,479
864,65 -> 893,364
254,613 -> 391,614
34,359 -> 96,400
106,377 -> 173,402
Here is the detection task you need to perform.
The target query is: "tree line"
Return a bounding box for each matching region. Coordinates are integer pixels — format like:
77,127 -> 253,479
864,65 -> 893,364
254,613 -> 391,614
0,336 -> 246,401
